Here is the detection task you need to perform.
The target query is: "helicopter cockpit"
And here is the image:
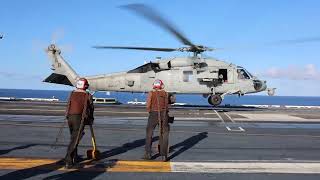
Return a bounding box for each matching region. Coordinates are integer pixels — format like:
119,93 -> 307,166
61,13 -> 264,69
237,67 -> 252,80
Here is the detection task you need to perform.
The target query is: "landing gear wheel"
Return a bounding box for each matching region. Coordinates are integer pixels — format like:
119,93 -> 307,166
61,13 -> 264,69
86,149 -> 101,160
208,95 -> 222,106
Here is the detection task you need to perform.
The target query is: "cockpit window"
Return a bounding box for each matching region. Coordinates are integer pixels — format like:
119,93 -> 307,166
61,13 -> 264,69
237,68 -> 251,79
244,69 -> 253,78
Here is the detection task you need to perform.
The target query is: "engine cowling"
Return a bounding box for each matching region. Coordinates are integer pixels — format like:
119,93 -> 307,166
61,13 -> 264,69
170,58 -> 193,68
158,61 -> 170,70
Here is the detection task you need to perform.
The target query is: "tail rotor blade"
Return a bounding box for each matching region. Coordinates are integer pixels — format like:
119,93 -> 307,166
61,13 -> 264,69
51,29 -> 65,45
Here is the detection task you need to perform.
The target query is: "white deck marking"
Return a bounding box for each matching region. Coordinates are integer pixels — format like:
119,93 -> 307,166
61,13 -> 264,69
224,112 -> 235,123
171,161 -> 320,174
213,110 -> 225,123
239,127 -> 245,131
214,110 -> 245,132
239,113 -> 305,121
223,112 -> 245,132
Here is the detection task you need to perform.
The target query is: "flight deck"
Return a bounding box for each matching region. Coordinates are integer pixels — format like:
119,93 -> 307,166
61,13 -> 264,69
0,101 -> 320,180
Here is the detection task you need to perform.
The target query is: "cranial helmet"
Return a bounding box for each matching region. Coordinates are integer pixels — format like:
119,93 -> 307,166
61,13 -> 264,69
153,79 -> 164,89
76,78 -> 89,90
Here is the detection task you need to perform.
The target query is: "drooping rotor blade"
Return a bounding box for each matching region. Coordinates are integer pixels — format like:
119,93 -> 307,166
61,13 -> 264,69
216,37 -> 320,51
93,46 -> 177,52
266,37 -> 320,46
120,4 -> 197,49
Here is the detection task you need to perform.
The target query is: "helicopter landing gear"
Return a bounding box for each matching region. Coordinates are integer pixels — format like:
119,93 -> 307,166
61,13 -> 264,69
208,94 -> 222,106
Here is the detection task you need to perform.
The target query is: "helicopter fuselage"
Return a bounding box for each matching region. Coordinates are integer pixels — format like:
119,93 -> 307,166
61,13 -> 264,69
86,56 -> 267,97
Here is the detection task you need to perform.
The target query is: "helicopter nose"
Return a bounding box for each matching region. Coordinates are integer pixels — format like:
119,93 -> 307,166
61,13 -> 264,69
253,80 -> 267,92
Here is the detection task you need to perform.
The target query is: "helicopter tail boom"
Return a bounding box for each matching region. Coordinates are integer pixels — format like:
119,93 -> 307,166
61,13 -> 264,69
44,44 -> 79,86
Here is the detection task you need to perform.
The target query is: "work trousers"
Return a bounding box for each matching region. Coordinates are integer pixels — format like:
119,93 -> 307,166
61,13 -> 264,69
65,114 -> 84,164
145,111 -> 170,156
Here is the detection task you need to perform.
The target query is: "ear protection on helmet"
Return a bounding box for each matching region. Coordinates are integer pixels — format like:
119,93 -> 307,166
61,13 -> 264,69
153,79 -> 164,89
76,78 -> 89,90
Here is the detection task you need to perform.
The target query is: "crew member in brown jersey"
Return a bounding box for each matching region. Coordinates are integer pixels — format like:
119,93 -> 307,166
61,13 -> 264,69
144,79 -> 170,161
64,78 -> 94,168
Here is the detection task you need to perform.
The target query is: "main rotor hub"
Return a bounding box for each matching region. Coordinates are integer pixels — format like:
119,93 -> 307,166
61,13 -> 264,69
178,46 -> 214,53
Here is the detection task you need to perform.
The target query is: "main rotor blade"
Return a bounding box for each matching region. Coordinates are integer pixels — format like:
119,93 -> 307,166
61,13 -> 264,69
216,37 -> 320,51
120,4 -> 197,49
93,46 -> 177,52
266,37 -> 320,46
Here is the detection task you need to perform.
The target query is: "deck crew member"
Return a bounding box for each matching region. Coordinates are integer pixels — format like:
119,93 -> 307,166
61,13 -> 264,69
144,79 -> 170,161
64,78 -> 94,168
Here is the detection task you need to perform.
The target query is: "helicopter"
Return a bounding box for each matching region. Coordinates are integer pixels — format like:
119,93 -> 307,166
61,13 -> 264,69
44,4 -> 270,106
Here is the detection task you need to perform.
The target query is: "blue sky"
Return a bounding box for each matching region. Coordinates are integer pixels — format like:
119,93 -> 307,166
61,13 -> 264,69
0,0 -> 319,96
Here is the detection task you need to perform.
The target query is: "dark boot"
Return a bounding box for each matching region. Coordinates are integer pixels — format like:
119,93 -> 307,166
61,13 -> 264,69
161,154 -> 168,162
64,158 -> 74,169
72,149 -> 81,164
64,162 -> 73,169
143,152 -> 151,160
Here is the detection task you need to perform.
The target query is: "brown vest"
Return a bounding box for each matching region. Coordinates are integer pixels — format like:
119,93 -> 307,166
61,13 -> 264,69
65,91 -> 94,124
146,90 -> 168,112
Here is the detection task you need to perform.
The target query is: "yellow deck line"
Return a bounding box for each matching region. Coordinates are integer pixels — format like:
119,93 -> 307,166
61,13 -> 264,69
2,157 -> 320,174
0,157 -> 171,172
108,160 -> 171,172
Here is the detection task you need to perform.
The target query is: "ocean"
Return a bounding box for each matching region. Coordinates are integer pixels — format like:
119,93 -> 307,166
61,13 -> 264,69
0,88 -> 320,106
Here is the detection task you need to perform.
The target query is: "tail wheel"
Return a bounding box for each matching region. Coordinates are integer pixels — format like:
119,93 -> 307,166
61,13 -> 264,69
208,95 -> 222,106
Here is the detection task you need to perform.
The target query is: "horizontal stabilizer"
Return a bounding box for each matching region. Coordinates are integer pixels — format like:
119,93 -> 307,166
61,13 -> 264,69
43,73 -> 73,86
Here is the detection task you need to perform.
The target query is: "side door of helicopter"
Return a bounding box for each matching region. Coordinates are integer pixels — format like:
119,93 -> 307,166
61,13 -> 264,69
217,68 -> 235,84
214,68 -> 233,93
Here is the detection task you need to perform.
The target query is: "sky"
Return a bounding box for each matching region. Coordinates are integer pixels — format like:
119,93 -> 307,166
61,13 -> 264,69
0,0 -> 319,96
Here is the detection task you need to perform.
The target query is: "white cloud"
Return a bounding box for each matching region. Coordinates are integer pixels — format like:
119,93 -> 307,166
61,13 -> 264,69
258,64 -> 320,80
0,71 -> 42,80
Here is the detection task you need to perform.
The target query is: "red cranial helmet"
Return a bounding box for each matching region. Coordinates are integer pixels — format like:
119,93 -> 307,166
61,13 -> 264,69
76,78 -> 89,90
153,79 -> 164,89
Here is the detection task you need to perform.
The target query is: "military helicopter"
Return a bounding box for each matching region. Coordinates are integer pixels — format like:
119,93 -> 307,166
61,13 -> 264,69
45,4 -> 270,106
